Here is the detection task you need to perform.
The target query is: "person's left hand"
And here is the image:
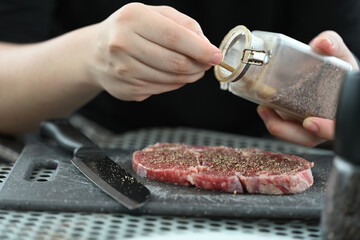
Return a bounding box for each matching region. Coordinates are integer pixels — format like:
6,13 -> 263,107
257,31 -> 359,147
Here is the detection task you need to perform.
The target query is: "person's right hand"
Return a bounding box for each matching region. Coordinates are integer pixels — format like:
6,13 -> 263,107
258,30 -> 359,147
87,3 -> 222,101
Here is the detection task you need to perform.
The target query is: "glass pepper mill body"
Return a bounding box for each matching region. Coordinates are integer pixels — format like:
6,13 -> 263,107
214,25 -> 352,120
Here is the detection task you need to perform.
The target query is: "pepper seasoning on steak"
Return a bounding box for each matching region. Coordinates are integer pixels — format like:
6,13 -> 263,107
132,143 -> 314,194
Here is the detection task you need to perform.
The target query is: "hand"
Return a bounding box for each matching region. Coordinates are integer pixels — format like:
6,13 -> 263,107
258,31 -> 359,147
87,3 -> 222,101
257,106 -> 333,147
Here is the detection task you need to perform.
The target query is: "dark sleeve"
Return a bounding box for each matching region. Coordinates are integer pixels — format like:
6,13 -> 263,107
0,0 -> 57,43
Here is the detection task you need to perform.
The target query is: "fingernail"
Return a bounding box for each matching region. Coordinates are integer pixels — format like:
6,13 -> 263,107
304,120 -> 319,133
325,37 -> 334,46
321,37 -> 334,48
257,106 -> 268,121
211,53 -> 222,65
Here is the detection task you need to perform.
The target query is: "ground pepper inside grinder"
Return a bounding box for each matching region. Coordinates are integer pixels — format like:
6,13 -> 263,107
321,71 -> 360,240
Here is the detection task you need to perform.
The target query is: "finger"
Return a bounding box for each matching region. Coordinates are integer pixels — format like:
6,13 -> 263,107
116,54 -> 206,84
150,5 -> 208,40
126,32 -> 211,74
303,117 -> 335,140
257,106 -> 324,147
136,79 -> 186,96
110,79 -> 186,102
309,31 -> 359,70
120,78 -> 186,101
133,4 -> 222,65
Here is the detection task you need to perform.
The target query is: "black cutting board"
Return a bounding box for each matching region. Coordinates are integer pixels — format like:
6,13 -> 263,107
0,143 -> 333,219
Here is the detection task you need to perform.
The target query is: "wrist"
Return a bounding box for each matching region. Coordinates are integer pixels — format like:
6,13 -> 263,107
47,23 -> 105,95
80,22 -> 110,92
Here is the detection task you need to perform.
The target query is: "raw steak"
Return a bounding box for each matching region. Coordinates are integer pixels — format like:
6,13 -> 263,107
132,143 -> 314,194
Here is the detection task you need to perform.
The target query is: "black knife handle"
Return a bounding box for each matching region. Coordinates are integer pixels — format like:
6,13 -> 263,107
40,119 -> 98,154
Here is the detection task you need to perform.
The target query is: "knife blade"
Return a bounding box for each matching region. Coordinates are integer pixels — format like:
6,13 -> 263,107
40,119 -> 150,210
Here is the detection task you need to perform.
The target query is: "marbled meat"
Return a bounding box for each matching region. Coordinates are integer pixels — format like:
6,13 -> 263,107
132,143 -> 314,194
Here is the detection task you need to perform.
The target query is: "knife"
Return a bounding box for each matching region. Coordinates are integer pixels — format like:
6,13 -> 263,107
40,119 -> 150,210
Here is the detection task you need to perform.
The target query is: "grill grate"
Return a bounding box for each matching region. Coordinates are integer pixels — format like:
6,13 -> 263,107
0,210 -> 321,240
0,126 -> 328,239
0,165 -> 12,187
28,166 -> 57,182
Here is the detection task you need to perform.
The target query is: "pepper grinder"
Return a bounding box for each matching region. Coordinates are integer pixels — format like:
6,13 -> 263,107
214,25 -> 352,121
321,71 -> 360,239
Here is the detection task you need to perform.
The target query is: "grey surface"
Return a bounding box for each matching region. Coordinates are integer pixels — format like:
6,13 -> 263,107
0,143 -> 333,219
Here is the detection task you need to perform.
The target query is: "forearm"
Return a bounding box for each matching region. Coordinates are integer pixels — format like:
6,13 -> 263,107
0,25 -> 102,135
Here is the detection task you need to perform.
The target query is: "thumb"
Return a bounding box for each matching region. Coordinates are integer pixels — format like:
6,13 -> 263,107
303,117 -> 335,140
309,31 -> 359,70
